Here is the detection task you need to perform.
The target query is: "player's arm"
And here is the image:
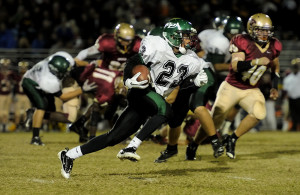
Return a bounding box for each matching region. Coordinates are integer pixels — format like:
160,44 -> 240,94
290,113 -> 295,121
231,52 -> 270,72
123,54 -> 148,89
75,45 -> 100,66
123,53 -> 145,81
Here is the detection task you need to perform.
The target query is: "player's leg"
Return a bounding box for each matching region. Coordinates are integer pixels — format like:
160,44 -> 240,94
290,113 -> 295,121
118,89 -> 173,162
188,81 -> 239,159
154,87 -> 191,163
58,105 -> 147,179
225,88 -> 265,159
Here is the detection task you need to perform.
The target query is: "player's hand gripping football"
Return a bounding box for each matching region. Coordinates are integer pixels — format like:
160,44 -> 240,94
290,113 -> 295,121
82,79 -> 97,92
125,72 -> 149,89
194,70 -> 208,87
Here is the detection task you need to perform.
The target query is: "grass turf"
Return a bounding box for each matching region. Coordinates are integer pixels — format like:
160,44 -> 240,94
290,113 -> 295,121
1,131 -> 300,194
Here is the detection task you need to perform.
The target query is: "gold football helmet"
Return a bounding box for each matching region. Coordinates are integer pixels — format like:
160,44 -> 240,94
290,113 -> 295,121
114,23 -> 135,54
247,13 -> 274,44
18,61 -> 29,74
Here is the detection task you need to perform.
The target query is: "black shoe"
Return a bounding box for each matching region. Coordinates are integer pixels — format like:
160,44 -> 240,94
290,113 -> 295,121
186,143 -> 198,160
225,135 -> 236,159
69,123 -> 88,143
24,108 -> 35,129
211,138 -> 224,158
117,147 -> 140,161
30,136 -> 45,146
154,148 -> 178,163
58,148 -> 74,179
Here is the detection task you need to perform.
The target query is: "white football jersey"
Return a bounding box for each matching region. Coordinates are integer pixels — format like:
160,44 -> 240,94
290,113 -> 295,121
198,29 -> 231,63
139,35 -> 206,97
23,58 -> 61,94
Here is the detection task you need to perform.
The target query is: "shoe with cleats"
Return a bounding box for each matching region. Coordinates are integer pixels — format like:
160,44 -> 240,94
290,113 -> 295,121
186,143 -> 198,160
30,136 -> 45,146
117,147 -> 140,162
154,148 -> 178,163
224,135 -> 236,159
211,138 -> 224,158
58,148 -> 74,179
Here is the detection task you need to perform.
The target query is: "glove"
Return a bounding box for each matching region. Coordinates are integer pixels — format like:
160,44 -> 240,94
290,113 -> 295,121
125,72 -> 149,89
82,79 -> 97,92
194,70 -> 208,87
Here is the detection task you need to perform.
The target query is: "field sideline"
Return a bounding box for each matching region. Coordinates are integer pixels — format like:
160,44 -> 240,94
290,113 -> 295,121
1,131 -> 300,194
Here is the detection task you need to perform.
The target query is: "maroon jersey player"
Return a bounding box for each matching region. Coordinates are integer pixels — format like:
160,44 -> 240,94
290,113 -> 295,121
69,23 -> 141,141
192,13 -> 282,159
75,23 -> 141,71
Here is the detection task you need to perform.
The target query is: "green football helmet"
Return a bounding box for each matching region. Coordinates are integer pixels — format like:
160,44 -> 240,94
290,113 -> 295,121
48,55 -> 71,79
162,18 -> 196,52
224,16 -> 244,35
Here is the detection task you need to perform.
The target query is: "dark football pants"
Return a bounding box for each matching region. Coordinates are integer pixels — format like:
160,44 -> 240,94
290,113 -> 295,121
80,88 -> 172,155
169,67 -> 215,128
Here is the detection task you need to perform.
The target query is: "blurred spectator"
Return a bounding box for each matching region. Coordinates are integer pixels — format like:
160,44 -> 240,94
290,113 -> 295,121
0,22 -> 17,48
283,58 -> 300,131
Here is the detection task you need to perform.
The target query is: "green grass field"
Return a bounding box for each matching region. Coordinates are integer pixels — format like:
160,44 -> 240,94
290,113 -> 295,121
1,131 -> 300,194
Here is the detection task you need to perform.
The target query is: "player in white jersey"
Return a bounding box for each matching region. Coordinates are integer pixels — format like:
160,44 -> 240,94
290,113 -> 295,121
21,51 -> 96,145
57,18 -> 208,179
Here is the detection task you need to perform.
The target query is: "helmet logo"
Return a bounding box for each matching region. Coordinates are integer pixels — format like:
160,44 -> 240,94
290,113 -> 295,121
165,22 -> 179,29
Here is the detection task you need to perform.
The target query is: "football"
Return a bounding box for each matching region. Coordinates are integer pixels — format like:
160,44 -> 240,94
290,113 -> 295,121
132,65 -> 150,81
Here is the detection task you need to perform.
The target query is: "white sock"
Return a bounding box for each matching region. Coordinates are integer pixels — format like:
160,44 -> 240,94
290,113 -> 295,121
127,137 -> 142,149
66,146 -> 83,159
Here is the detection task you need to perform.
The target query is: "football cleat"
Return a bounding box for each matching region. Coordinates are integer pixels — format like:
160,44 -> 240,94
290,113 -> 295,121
154,148 -> 178,163
69,123 -> 88,143
30,136 -> 45,146
186,142 -> 198,160
117,147 -> 140,162
211,138 -> 224,158
58,148 -> 74,179
225,135 -> 236,159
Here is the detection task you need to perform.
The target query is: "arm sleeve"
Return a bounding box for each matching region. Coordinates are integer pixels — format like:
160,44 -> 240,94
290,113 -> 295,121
75,45 -> 99,60
123,54 -> 145,82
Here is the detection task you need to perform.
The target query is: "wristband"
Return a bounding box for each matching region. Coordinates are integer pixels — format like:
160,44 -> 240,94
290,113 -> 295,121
237,61 -> 253,72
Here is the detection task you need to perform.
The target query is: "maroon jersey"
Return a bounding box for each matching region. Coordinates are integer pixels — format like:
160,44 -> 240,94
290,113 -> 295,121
226,34 -> 282,89
95,34 -> 141,70
0,71 -> 15,95
14,74 -> 26,95
80,64 -> 122,104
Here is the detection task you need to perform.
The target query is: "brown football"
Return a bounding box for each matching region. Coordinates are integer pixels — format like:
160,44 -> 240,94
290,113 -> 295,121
132,65 -> 150,81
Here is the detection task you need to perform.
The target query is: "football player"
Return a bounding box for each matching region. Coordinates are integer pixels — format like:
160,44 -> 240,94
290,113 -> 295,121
13,61 -> 31,130
189,13 -> 282,159
0,58 -> 14,132
21,51 -> 97,145
68,23 -> 141,141
57,18 -> 209,179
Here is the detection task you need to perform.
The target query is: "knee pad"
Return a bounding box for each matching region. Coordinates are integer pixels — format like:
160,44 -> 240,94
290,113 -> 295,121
252,101 -> 266,120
